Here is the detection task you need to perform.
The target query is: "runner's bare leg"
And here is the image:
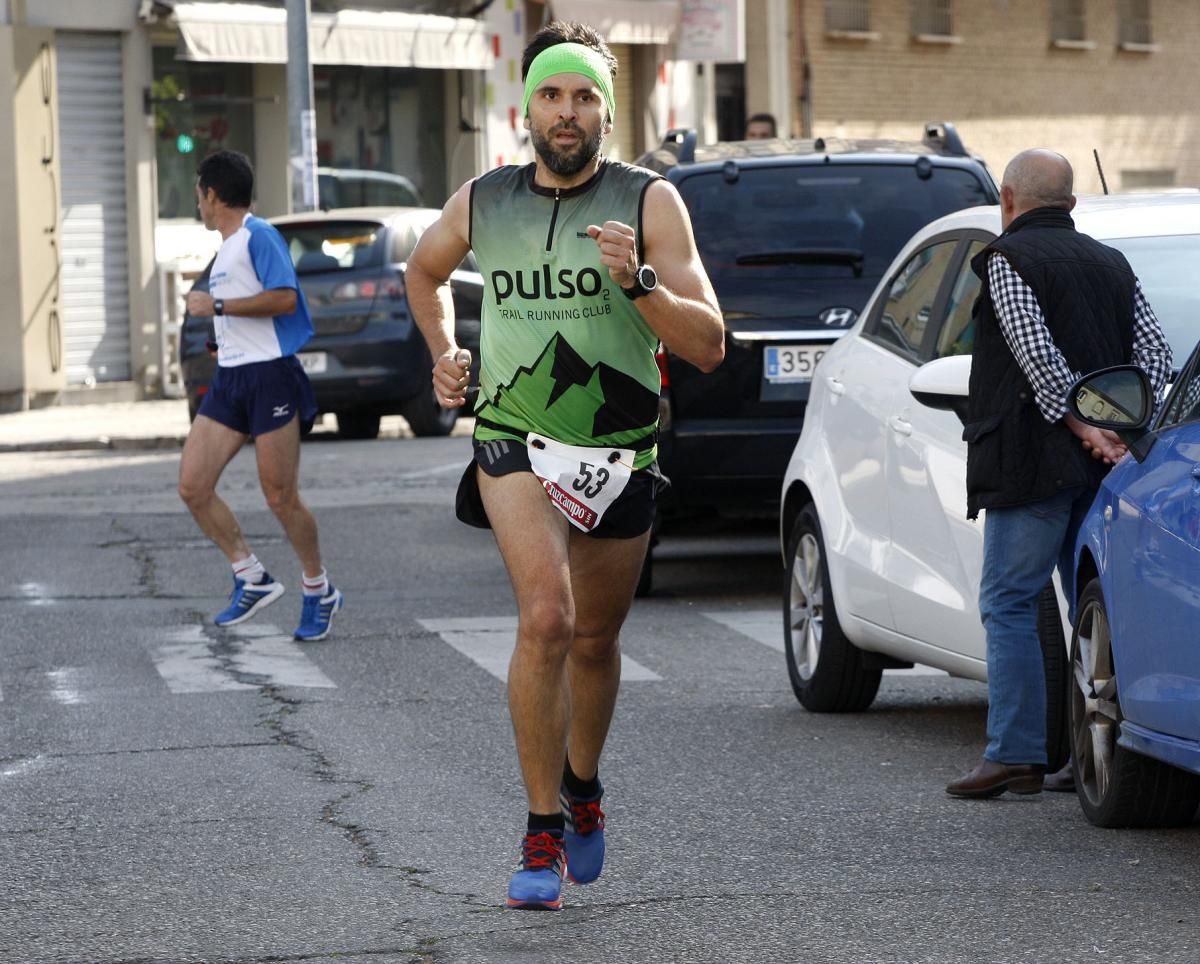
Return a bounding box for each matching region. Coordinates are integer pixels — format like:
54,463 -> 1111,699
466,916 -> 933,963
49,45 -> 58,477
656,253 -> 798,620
254,416 -> 323,578
478,468 -> 574,814
178,415 -> 253,563
564,527 -> 649,781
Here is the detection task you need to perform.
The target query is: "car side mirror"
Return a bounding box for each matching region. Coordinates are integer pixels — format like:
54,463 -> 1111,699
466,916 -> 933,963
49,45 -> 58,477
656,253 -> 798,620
909,355 -> 971,422
1069,365 -> 1156,462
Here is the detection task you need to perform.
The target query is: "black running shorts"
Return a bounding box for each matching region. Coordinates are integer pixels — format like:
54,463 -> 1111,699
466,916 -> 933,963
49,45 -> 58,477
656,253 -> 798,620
455,436 -> 668,539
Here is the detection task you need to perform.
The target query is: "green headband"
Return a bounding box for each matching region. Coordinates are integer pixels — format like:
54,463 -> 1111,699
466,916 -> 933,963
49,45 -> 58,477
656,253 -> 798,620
522,42 -> 615,121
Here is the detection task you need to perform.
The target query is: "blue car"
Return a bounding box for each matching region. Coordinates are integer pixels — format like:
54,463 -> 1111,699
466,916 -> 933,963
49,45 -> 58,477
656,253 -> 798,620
1069,359 -> 1200,827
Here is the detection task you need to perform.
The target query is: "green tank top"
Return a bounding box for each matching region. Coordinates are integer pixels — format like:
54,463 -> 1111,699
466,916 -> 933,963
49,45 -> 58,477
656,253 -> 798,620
469,160 -> 661,469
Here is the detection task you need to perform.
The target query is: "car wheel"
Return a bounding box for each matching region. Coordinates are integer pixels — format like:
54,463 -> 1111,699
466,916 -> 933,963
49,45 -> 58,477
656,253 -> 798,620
1070,578 -> 1200,828
402,390 -> 458,438
1037,582 -> 1071,774
782,504 -> 882,712
336,412 -> 381,440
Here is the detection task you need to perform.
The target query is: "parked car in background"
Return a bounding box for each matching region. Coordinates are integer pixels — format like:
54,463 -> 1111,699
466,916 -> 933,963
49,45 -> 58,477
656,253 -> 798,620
317,168 -> 421,210
778,193 -> 1200,767
1066,361 -> 1200,828
180,207 -> 481,439
636,122 -> 998,518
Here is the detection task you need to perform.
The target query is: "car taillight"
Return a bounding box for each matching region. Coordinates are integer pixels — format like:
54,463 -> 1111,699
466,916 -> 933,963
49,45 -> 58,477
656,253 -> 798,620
655,347 -> 670,388
196,385 -> 208,397
330,279 -> 392,302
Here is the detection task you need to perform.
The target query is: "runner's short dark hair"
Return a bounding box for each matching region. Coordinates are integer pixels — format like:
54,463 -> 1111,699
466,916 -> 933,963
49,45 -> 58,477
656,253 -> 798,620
197,150 -> 254,208
521,21 -> 618,84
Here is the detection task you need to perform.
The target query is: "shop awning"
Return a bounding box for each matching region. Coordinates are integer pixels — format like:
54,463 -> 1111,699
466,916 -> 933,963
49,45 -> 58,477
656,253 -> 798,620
171,2 -> 495,69
548,0 -> 681,45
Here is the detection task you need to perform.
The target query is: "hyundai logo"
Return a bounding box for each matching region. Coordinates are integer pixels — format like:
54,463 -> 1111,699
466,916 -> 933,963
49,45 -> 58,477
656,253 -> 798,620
820,306 -> 857,327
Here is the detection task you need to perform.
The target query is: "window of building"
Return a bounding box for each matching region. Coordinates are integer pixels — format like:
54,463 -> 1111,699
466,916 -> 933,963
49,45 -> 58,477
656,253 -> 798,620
313,65 -> 447,206
1118,0 -> 1154,47
152,48 -> 256,221
1050,0 -> 1088,44
912,0 -> 954,40
826,0 -> 873,35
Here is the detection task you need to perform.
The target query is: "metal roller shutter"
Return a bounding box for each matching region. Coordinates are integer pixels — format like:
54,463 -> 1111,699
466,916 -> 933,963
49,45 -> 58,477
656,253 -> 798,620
609,43 -> 635,163
57,32 -> 131,385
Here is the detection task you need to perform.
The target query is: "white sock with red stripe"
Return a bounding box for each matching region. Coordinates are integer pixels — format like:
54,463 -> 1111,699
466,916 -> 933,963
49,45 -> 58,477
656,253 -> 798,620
303,568 -> 329,597
233,555 -> 266,585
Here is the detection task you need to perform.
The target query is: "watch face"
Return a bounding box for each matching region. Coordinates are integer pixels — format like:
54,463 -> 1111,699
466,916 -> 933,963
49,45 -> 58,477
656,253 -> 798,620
637,265 -> 657,290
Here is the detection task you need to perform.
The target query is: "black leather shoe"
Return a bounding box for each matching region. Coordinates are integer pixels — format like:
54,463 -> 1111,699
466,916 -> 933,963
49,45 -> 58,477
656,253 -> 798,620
946,758 -> 1045,798
1043,761 -> 1075,793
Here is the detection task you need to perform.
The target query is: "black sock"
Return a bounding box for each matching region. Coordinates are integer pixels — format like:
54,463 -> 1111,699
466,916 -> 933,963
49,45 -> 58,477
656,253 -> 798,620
527,811 -> 564,834
563,759 -> 601,800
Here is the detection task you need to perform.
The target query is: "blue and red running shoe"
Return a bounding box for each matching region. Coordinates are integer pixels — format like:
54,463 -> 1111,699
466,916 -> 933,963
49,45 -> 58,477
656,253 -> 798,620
506,830 -> 566,910
561,782 -> 605,884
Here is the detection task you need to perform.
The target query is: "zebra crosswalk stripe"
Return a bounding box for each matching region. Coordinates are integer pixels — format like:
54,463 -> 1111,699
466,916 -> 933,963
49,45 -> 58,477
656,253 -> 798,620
419,616 -> 662,684
702,610 -> 947,676
152,625 -> 336,694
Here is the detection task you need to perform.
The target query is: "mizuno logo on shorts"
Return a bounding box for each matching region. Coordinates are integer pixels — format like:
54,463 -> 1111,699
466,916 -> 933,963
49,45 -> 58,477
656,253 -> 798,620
273,404 -> 290,418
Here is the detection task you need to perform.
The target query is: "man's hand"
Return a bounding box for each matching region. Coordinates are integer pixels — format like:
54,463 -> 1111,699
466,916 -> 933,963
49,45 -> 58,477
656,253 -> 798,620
187,290 -> 216,316
432,348 -> 472,409
1065,413 -> 1127,465
586,221 -> 638,288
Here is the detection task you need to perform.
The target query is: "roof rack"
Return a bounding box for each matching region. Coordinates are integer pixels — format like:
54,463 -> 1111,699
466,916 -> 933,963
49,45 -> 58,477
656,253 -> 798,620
660,128 -> 697,163
923,121 -> 966,157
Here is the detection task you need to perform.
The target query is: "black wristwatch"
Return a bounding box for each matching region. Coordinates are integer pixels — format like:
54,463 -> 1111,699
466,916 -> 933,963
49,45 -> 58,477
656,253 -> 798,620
621,264 -> 658,300
212,298 -> 225,316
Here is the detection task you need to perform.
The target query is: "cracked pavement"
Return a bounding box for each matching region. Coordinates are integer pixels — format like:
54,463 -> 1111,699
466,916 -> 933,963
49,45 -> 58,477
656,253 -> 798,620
1,438 -> 1198,964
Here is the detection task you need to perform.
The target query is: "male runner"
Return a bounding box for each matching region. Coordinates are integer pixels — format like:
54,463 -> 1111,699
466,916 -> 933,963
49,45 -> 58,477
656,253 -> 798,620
180,150 -> 343,642
407,21 -> 724,910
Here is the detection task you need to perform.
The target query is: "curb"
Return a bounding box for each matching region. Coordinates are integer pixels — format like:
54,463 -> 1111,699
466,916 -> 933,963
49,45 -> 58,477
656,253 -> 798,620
0,436 -> 188,454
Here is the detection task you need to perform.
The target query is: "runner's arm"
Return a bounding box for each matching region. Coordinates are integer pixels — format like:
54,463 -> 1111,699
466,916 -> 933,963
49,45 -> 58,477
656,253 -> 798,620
407,182 -> 474,407
185,288 -> 296,318
624,180 -> 724,372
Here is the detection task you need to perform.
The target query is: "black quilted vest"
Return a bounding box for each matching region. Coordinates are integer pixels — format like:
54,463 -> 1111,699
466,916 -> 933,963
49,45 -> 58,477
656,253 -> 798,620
963,207 -> 1135,519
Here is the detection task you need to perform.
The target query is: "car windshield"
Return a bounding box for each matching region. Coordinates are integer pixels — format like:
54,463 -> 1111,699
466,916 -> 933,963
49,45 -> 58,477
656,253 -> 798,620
277,220 -> 387,275
678,164 -> 992,320
1105,234 -> 1200,368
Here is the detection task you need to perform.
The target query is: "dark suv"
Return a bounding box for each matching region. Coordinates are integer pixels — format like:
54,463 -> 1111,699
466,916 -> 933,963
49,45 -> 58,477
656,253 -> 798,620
636,122 -> 998,524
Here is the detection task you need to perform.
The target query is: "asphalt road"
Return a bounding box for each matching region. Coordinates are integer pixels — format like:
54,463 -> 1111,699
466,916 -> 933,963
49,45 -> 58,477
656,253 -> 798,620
1,436 -> 1197,964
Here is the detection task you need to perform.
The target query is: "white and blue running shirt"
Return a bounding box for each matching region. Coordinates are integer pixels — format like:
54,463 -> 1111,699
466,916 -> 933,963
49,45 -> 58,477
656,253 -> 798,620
209,213 -> 313,367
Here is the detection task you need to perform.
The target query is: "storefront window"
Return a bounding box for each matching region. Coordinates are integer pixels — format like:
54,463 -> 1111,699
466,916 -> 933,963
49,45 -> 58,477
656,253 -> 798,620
152,48 -> 255,220
314,65 -> 446,206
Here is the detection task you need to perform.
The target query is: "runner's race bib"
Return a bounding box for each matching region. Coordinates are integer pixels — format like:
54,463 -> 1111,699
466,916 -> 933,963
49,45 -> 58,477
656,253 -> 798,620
527,433 -> 634,532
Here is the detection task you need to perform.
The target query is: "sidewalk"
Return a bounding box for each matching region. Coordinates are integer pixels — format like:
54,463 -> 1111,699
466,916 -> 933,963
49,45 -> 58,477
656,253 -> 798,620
0,400 -> 192,453
0,399 -> 469,453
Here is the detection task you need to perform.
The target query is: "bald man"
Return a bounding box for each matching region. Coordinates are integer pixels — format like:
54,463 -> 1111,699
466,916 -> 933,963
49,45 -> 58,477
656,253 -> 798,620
946,149 -> 1172,800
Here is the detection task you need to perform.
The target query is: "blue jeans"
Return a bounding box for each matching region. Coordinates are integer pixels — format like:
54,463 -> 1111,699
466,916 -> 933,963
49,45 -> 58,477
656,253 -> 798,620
979,487 -> 1093,765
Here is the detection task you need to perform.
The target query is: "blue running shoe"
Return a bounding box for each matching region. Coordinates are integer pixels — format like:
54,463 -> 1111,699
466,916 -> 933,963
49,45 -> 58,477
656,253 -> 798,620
293,585 -> 343,641
214,574 -> 285,627
561,781 -> 605,884
506,831 -> 565,911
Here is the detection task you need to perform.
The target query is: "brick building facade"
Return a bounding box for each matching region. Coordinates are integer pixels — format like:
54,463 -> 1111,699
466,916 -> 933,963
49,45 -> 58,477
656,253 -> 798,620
796,0 -> 1200,192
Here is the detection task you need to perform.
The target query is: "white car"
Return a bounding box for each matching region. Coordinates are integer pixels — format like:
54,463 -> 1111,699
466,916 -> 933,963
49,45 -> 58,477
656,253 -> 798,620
778,194 -> 1200,754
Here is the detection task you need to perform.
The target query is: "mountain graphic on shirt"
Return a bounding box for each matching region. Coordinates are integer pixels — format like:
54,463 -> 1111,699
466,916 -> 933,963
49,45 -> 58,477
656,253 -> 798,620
481,333 -> 658,440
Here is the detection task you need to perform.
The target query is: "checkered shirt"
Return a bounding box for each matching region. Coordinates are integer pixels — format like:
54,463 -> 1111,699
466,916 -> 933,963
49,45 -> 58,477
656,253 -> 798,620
987,253 -> 1173,423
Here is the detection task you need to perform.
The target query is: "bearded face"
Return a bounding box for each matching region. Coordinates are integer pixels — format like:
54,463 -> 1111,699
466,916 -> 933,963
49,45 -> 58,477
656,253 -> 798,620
530,118 -> 605,178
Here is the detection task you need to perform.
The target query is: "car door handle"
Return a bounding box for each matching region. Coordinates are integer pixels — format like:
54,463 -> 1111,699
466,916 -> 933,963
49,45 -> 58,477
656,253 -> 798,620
888,415 -> 912,437
826,376 -> 845,396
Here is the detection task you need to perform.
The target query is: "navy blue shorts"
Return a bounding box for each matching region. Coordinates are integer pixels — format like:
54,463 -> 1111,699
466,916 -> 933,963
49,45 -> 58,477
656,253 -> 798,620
455,436 -> 669,539
199,356 -> 318,438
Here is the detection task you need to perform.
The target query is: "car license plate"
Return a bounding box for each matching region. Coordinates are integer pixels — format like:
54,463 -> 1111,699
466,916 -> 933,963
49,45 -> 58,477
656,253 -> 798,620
297,352 -> 327,374
763,345 -> 825,382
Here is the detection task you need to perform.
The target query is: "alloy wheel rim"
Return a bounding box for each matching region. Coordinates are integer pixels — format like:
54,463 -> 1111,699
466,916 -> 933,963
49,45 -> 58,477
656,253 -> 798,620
1072,597 -> 1120,809
789,532 -> 824,680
